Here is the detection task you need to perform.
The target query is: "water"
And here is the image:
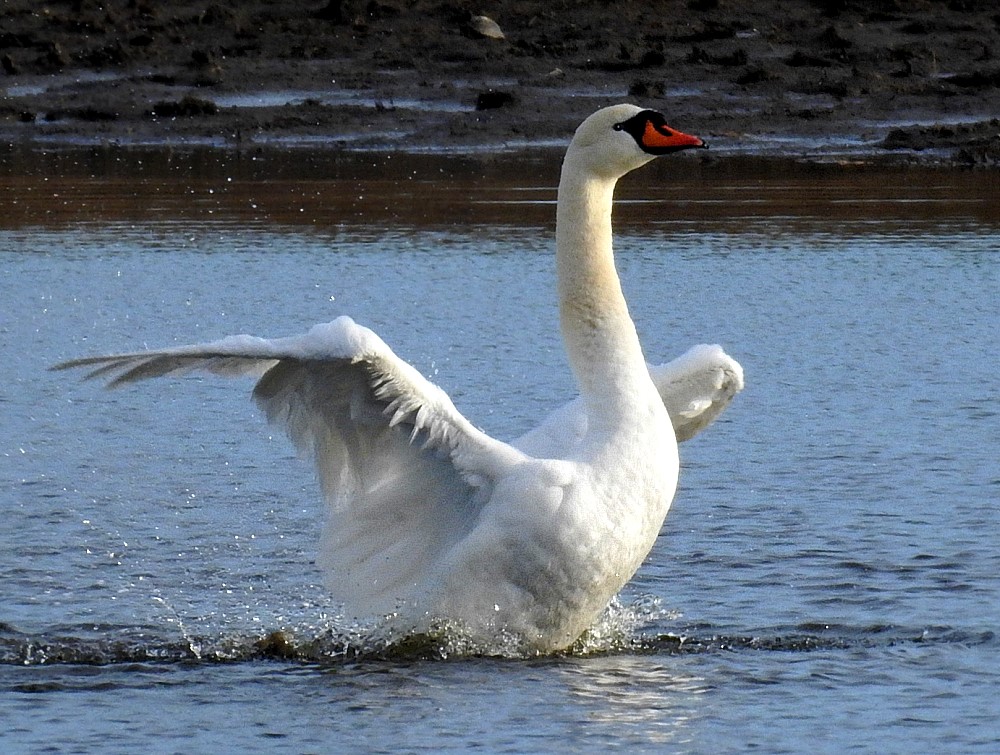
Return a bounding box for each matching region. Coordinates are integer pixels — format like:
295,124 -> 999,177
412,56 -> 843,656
2,158 -> 999,752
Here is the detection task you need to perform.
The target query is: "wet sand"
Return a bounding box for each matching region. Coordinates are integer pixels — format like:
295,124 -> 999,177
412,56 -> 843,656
3,1 -> 1000,168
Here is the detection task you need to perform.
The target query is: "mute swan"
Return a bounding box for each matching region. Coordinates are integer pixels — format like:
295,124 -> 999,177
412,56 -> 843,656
54,104 -> 741,653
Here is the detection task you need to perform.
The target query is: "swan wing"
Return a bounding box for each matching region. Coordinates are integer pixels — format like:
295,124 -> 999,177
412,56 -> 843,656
514,344 -> 743,456
53,316 -> 526,617
649,344 -> 744,442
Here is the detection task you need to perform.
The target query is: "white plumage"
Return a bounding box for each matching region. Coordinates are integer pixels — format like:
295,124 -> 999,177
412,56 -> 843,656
55,105 -> 742,653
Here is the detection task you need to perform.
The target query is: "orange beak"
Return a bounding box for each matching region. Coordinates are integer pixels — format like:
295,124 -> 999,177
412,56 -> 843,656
641,120 -> 706,151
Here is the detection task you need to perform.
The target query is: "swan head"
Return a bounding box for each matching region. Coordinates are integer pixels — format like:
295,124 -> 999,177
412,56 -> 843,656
565,104 -> 706,178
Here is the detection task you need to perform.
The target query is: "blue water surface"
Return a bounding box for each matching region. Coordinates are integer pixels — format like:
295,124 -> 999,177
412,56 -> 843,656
2,164 -> 998,753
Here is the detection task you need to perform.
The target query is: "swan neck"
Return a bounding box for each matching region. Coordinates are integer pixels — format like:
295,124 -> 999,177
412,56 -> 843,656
556,158 -> 650,408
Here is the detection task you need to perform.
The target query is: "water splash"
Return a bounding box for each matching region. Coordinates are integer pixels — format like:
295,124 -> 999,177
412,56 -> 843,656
571,594 -> 682,655
151,596 -> 202,660
3,612 -> 995,668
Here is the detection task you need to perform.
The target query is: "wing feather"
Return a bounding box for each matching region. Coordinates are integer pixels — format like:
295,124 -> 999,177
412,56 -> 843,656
53,316 -> 523,617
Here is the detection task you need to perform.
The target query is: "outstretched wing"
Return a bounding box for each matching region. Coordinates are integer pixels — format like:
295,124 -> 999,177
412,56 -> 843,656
514,343 -> 743,457
53,316 -> 525,617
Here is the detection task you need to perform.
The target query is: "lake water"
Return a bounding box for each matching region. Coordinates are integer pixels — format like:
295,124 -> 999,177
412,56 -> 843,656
2,153 -> 999,752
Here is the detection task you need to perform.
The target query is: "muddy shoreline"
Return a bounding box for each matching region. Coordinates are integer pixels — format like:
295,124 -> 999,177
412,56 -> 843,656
3,1 -> 1000,169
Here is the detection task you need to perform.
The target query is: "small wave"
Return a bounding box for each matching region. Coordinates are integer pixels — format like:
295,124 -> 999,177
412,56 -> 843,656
638,623 -> 999,655
2,616 -> 995,668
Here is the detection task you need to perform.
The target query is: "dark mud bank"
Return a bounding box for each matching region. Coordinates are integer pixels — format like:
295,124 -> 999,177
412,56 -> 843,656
2,1 -> 1000,165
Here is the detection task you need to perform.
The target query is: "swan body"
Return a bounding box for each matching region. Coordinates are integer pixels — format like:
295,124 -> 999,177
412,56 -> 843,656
54,105 -> 740,653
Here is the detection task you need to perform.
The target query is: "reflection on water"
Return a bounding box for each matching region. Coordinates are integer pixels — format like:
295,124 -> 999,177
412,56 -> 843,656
3,148 -> 999,231
2,157 -> 999,752
557,655 -> 708,747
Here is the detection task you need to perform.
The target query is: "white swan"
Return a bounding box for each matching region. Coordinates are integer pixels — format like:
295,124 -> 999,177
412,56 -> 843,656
54,104 -> 741,653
